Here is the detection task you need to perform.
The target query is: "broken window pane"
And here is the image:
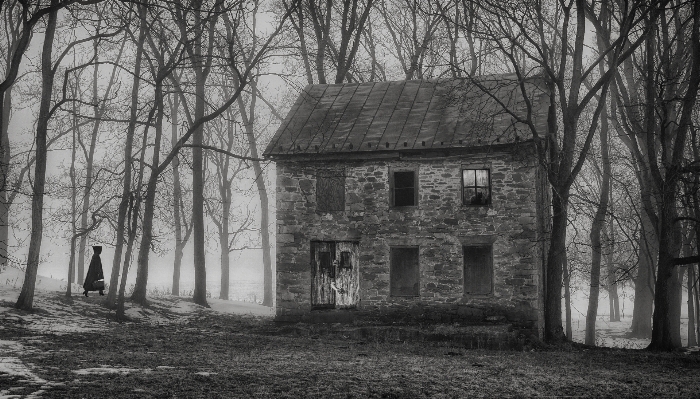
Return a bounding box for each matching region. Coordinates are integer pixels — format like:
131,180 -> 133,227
392,170 -> 416,207
390,247 -> 420,296
462,169 -> 491,205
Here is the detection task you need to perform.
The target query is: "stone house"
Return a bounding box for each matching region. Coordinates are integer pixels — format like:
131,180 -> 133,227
263,76 -> 550,337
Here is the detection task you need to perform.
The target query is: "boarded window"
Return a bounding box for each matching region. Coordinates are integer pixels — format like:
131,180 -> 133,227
463,169 -> 491,205
463,246 -> 493,295
391,170 -> 418,207
317,169 -> 345,212
390,247 -> 420,296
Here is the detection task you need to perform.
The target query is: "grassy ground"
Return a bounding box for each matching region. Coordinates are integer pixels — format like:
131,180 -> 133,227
2,299 -> 700,399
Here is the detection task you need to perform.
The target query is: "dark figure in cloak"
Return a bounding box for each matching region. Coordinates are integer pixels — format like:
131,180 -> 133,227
83,246 -> 104,297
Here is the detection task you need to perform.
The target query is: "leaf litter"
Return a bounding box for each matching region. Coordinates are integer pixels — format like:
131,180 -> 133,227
1,269 -> 700,397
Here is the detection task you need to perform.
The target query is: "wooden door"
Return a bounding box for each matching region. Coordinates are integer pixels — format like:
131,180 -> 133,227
334,241 -> 359,308
311,241 -> 359,309
311,241 -> 335,308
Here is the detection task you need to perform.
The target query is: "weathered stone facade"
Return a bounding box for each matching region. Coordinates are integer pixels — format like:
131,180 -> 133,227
275,144 -> 548,336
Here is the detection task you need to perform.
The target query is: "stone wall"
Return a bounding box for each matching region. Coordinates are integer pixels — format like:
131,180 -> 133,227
275,144 -> 547,335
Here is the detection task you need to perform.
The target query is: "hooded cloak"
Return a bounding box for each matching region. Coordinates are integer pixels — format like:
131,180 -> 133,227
83,246 -> 104,292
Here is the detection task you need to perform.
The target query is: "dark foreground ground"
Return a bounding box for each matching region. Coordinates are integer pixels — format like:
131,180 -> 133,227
1,300 -> 699,398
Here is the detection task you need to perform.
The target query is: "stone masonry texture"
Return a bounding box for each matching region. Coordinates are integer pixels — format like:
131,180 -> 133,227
275,144 -> 548,336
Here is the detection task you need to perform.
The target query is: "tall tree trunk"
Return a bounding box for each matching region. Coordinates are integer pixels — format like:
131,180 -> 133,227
191,69 -> 208,307
545,189 -> 568,341
219,197 -> 230,300
607,191 -> 620,322
630,209 -> 656,337
648,0 -> 700,350
170,94 -> 188,296
117,100 -> 152,318
15,0 -> 58,310
585,103 -> 611,345
236,79 -> 273,307
650,189 -> 684,349
563,250 -> 572,340
105,5 -> 146,308
688,264 -> 697,346
117,194 -> 138,319
694,266 -> 700,345
0,86 -> 11,269
132,72 -> 166,305
67,83 -> 79,292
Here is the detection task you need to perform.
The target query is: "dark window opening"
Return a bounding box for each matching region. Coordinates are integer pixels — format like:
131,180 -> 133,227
390,246 -> 420,297
463,169 -> 491,205
317,169 -> 345,212
319,251 -> 335,278
391,170 -> 417,207
463,245 -> 493,295
339,251 -> 352,269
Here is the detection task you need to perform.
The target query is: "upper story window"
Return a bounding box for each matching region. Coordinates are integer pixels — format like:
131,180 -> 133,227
317,169 -> 345,212
462,169 -> 491,206
390,168 -> 418,207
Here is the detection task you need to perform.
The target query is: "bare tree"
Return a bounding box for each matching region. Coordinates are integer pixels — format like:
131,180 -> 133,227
449,0 -> 656,342
605,0 -> 700,350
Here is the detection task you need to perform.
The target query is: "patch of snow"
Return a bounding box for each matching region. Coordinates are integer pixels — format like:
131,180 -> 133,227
194,371 -> 218,376
73,366 -> 152,375
0,357 -> 46,384
0,340 -> 24,352
0,267 -> 82,294
207,298 -> 274,317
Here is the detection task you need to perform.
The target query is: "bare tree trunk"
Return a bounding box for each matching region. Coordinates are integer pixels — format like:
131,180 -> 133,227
695,267 -> 700,345
170,93 -> 189,296
607,193 -> 620,322
118,101 -> 151,318
563,250 -> 572,340
629,210 -> 656,338
236,78 -> 273,307
585,102 -> 611,345
648,0 -> 700,350
545,190 -> 568,341
117,194 -> 138,319
219,197 -> 230,300
105,5 -> 146,308
688,264 -> 697,346
132,66 -> 167,306
15,0 -> 58,310
0,87 -> 11,269
67,82 -> 79,291
191,70 -> 208,307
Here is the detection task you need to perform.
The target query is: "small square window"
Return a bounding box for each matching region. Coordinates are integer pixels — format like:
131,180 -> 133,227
464,245 -> 493,295
463,169 -> 491,205
317,169 -> 345,212
390,246 -> 420,296
390,169 -> 418,207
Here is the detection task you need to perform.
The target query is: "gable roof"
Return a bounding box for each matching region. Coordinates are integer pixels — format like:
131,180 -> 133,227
263,74 -> 548,158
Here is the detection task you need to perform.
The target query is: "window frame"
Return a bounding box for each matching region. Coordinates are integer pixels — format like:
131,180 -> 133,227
389,166 -> 419,208
463,245 -> 494,296
389,246 -> 420,297
316,168 -> 346,213
462,168 -> 492,206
